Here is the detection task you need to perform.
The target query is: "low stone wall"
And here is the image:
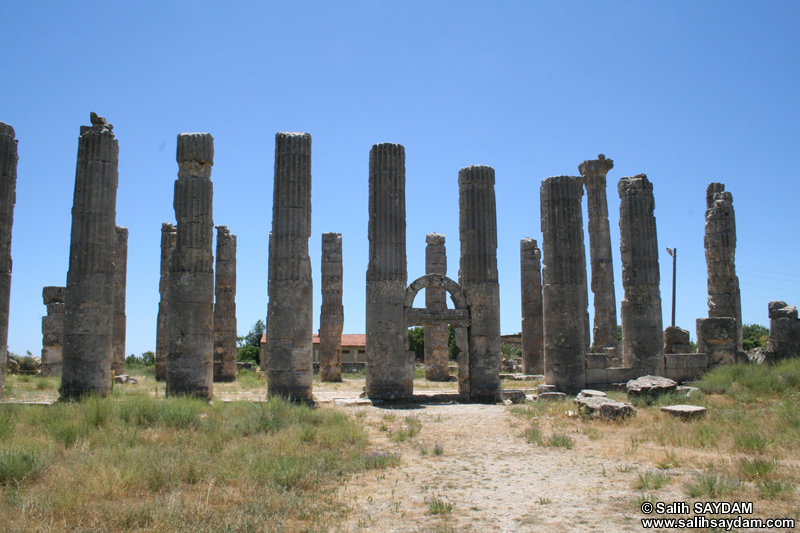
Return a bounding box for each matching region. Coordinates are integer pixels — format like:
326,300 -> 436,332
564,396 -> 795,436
585,351 -> 710,388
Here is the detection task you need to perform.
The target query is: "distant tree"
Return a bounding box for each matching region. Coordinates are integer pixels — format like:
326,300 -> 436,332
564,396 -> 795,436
237,319 -> 266,364
742,323 -> 770,351
408,326 -> 425,360
141,350 -> 155,366
448,325 -> 460,361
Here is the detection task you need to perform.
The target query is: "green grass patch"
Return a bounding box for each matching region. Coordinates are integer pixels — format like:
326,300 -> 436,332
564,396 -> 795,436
684,472 -> 740,498
633,471 -> 671,490
427,496 -> 453,515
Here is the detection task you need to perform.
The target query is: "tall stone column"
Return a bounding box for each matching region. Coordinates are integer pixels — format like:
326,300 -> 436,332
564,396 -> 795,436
579,154 -> 618,352
166,133 -> 215,399
424,233 -> 450,381
268,132 -> 313,402
540,176 -> 587,393
459,165 -> 501,400
520,238 -> 543,375
320,232 -> 344,382
41,287 -> 66,377
618,175 -> 664,375
155,222 -> 176,381
366,143 -> 411,400
60,113 -> 119,399
213,225 -> 237,382
704,183 -> 743,351
0,122 -> 17,398
111,226 -> 128,376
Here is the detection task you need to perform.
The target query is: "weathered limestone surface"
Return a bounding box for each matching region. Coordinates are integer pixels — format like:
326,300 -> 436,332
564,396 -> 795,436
155,223 -> 176,381
540,176 -> 587,393
704,183 -> 743,351
767,301 -> 800,361
626,375 -> 676,398
424,233 -> 450,382
366,143 -> 411,400
618,175 -> 664,375
268,132 -> 313,402
213,225 -> 237,382
579,155 -> 618,352
166,133 -> 215,399
41,286 -> 66,377
664,325 -> 693,354
0,122 -> 17,397
60,113 -> 119,399
320,232 -> 344,382
520,238 -> 543,375
576,396 -> 635,420
111,226 -> 128,376
459,165 -> 501,400
696,317 -> 743,366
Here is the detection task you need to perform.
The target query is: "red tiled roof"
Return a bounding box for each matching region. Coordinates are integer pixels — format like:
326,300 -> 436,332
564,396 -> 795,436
260,333 -> 366,348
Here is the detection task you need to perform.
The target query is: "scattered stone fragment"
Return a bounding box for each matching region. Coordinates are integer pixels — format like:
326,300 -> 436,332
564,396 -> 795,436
661,404 -> 706,420
496,390 -> 525,404
576,396 -> 635,420
676,386 -> 701,399
538,392 -> 567,401
537,384 -> 557,394
626,375 -> 677,398
576,389 -> 607,401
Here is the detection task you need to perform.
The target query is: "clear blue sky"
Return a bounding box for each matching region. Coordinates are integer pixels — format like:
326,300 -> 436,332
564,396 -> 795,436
2,1 -> 799,358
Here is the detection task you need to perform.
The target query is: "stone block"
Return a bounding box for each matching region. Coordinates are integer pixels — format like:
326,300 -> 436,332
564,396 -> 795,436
661,405 -> 706,420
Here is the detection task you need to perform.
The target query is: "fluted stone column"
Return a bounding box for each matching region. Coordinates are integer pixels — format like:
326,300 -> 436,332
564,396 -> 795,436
41,287 -> 66,377
213,225 -> 237,382
540,176 -> 587,393
459,165 -> 501,400
424,233 -> 450,381
579,155 -> 618,352
366,143 -> 411,400
704,183 -> 743,351
618,175 -> 664,375
166,133 -> 215,399
520,238 -> 543,375
268,132 -> 313,402
111,226 -> 128,376
155,222 -> 176,381
0,122 -> 17,398
60,113 -> 119,399
320,232 -> 344,382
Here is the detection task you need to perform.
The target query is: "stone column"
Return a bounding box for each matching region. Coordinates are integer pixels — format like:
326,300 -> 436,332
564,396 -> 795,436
166,133 -> 215,399
268,132 -> 313,402
60,113 -> 119,399
41,287 -> 66,377
366,143 -> 411,400
540,176 -> 587,393
319,232 -> 344,382
618,175 -> 664,375
0,122 -> 17,398
424,233 -> 450,381
459,165 -> 501,400
155,222 -> 176,381
520,238 -> 543,375
213,225 -> 237,382
704,183 -> 743,351
111,226 -> 128,376
579,154 -> 618,352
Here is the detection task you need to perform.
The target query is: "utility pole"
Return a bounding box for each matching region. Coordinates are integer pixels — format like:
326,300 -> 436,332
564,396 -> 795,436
666,247 -> 676,327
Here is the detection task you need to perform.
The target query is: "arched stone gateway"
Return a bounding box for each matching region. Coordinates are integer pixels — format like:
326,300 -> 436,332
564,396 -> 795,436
404,274 -> 471,396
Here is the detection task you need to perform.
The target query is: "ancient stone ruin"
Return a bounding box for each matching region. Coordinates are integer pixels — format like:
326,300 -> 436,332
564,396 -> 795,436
213,225 -> 237,382
41,286 -> 66,377
112,226 -> 128,376
0,121 -> 17,398
766,301 -> 800,362
60,113 -> 119,400
267,132 -> 313,402
319,232 -> 344,382
166,133 -> 215,399
424,233 -> 449,382
155,222 -> 176,381
519,238 -> 543,375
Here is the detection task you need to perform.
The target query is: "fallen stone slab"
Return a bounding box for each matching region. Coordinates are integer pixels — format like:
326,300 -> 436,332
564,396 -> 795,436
627,375 -> 678,398
576,397 -> 635,420
676,386 -> 701,399
661,404 -> 706,420
576,389 -> 607,401
538,392 -> 567,401
537,384 -> 557,394
496,390 -> 526,404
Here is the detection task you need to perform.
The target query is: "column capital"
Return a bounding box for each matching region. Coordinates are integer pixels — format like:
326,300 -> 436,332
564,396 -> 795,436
578,154 -> 614,182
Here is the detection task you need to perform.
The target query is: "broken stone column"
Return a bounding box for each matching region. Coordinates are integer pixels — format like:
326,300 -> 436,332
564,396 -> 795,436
618,175 -> 664,375
579,155 -> 618,353
766,301 -> 800,362
424,233 -> 450,382
704,183 -> 743,351
520,238 -> 544,375
267,132 -> 313,402
60,113 -> 119,399
111,226 -> 128,376
0,122 -> 17,398
41,287 -> 66,377
459,165 -> 501,400
213,225 -> 237,382
155,222 -> 176,381
366,143 -> 411,400
166,133 -> 215,399
540,176 -> 587,393
696,317 -> 740,366
319,232 -> 344,382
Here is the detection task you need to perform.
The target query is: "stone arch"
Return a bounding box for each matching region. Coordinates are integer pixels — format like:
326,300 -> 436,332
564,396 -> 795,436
404,274 -> 468,310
